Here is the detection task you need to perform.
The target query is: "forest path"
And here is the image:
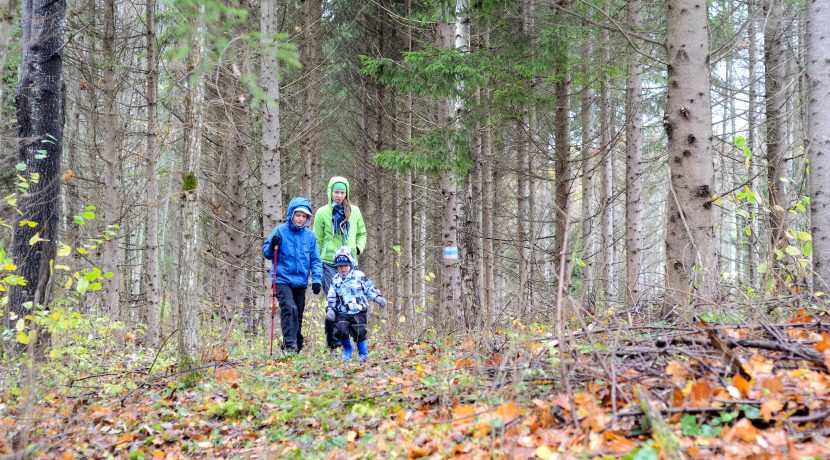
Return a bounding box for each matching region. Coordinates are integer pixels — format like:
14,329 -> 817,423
4,315 -> 830,458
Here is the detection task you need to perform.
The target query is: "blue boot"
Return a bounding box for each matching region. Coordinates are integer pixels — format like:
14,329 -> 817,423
341,338 -> 353,360
357,340 -> 368,362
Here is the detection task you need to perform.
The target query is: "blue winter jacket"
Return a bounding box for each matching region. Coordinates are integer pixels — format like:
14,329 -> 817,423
263,197 -> 323,288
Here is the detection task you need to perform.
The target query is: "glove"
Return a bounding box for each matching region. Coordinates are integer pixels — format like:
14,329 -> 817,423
270,235 -> 281,251
312,283 -> 321,295
326,308 -> 335,322
375,296 -> 387,309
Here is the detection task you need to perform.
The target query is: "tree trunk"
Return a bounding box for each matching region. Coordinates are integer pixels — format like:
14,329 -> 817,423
553,56 -> 571,299
8,0 -> 66,353
808,0 -> 830,291
481,31 -> 495,323
600,25 -> 615,299
101,0 -> 122,318
625,0 -> 646,308
437,0 -> 467,322
663,0 -> 716,315
580,39 -> 595,298
177,12 -> 205,376
260,0 -> 283,337
145,0 -> 161,347
747,3 -> 761,289
299,0 -> 322,200
764,0 -> 794,283
0,0 -> 15,104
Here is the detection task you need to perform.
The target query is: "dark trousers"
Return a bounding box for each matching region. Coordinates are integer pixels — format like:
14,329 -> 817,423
275,284 -> 306,351
321,262 -> 360,349
334,310 -> 369,343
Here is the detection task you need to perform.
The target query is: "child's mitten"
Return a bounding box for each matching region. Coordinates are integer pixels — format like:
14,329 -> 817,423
326,308 -> 336,322
375,296 -> 387,309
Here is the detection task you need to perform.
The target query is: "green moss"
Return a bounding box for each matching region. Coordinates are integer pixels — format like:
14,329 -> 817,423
178,355 -> 200,388
181,172 -> 197,193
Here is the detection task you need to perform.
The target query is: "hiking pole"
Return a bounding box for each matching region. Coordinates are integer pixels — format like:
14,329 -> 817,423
269,249 -> 278,357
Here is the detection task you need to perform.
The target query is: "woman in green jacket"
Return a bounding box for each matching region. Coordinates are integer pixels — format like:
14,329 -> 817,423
313,176 -> 368,349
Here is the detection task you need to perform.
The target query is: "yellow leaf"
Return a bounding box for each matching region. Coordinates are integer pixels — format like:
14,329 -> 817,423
535,445 -> 554,460
3,262 -> 17,271
57,244 -> 72,257
16,331 -> 29,345
28,233 -> 49,246
55,264 -> 70,271
15,318 -> 25,332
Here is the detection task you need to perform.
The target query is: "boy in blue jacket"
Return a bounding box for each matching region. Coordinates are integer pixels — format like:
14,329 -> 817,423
325,246 -> 387,362
263,197 -> 323,353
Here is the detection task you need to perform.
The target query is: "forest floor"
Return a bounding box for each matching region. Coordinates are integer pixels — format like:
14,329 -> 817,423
2,307 -> 830,459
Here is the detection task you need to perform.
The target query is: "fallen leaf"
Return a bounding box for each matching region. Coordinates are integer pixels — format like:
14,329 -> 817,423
535,445 -> 553,459
216,367 -> 240,384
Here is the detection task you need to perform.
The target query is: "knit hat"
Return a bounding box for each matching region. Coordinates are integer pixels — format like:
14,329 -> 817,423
333,246 -> 354,267
332,182 -> 347,193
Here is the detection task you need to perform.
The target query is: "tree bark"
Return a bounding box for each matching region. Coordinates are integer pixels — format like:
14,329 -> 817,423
101,0 -> 122,318
299,0 -> 322,200
580,39 -> 595,298
807,0 -> 830,291
481,28 -> 495,324
553,55 -> 571,299
0,0 -> 15,104
747,2 -> 761,289
177,11 -> 205,375
600,25 -> 615,299
663,0 -> 716,315
764,0 -> 794,282
625,0 -> 646,308
8,0 -> 66,353
145,0 -> 161,347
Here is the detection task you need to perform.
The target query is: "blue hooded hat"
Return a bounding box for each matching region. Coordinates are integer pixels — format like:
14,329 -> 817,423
263,197 -> 323,287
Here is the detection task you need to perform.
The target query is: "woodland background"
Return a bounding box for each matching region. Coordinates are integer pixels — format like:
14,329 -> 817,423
2,0 -> 830,457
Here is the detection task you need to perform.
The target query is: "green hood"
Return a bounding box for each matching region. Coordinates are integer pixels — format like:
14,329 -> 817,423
327,176 -> 350,202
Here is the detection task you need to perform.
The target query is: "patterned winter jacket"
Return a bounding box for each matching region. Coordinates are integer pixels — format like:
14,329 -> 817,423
326,268 -> 383,315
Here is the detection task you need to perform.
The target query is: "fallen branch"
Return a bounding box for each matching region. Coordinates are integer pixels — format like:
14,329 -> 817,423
637,386 -> 686,460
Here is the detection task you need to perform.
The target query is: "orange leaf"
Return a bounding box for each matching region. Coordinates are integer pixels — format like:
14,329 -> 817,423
689,380 -> 712,405
760,376 -> 784,394
732,374 -> 751,398
495,401 -> 524,422
59,451 -> 75,460
153,450 -> 164,460
824,349 -> 830,371
455,358 -> 474,369
216,367 -> 240,384
665,361 -> 689,384
724,418 -> 758,443
452,404 -> 476,426
761,396 -> 784,421
816,333 -> 830,352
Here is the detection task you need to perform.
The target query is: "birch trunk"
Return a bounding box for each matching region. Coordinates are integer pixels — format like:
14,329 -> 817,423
807,0 -> 830,291
663,0 -> 716,314
145,0 -> 161,347
625,0 -> 646,307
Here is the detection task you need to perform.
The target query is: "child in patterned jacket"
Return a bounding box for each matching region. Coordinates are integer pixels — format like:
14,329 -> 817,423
325,246 -> 387,362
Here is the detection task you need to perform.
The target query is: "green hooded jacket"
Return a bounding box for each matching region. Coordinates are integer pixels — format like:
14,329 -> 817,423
313,177 -> 368,265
